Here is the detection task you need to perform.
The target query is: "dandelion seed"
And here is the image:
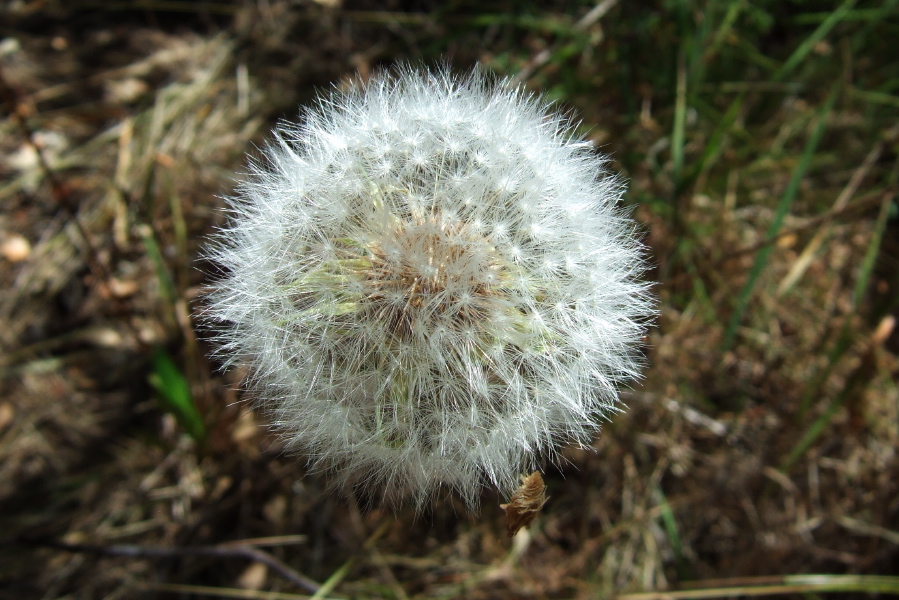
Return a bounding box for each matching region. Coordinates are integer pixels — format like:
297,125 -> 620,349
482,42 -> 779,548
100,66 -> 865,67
205,66 -> 655,509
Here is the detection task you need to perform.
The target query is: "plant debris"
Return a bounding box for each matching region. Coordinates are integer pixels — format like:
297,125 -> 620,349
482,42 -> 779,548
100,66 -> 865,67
500,472 -> 549,538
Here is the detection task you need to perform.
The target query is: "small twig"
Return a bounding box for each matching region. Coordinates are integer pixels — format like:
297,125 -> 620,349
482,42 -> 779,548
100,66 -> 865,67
13,537 -> 320,594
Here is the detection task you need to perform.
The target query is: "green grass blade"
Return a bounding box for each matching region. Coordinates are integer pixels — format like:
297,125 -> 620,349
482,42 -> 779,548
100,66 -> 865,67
796,6 -> 898,24
785,193 -> 892,469
850,87 -> 899,109
785,574 -> 899,595
684,0 -> 712,96
150,347 -> 205,442
772,0 -> 857,82
797,190 -> 894,416
309,520 -> 392,600
782,391 -> 845,473
683,92 -> 745,189
722,87 -> 838,351
140,224 -> 178,306
797,326 -> 854,419
654,486 -> 689,579
619,574 -> 899,598
705,0 -> 746,60
671,49 -> 688,191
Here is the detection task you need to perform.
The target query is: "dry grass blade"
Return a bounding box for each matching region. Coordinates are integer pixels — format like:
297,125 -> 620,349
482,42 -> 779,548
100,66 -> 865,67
722,86 -> 838,351
12,537 -> 320,593
618,574 -> 899,599
142,582 -> 325,599
777,142 -> 884,296
1,1 -> 896,598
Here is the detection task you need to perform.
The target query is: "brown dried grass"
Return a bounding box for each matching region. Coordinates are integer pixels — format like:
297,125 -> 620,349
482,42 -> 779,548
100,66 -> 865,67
1,2 -> 896,599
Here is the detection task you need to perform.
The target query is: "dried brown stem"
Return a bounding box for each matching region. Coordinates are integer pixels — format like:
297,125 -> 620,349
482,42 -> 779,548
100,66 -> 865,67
12,537 -> 320,593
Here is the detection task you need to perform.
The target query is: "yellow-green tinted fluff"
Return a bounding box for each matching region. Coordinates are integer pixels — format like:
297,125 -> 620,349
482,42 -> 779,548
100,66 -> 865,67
205,67 -> 655,508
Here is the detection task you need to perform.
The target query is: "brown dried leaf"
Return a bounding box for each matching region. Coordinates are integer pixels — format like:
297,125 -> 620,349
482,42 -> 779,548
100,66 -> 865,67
500,471 -> 548,537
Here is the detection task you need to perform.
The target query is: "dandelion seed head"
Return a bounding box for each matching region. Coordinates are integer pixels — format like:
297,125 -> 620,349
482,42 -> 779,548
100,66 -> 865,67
205,66 -> 655,508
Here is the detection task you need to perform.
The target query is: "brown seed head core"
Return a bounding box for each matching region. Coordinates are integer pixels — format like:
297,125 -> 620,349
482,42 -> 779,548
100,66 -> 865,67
346,213 -> 508,344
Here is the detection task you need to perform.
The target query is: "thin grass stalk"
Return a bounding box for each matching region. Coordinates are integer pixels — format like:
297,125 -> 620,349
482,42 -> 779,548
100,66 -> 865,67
722,86 -> 838,351
784,193 -> 894,470
771,0 -> 858,82
618,574 -> 899,599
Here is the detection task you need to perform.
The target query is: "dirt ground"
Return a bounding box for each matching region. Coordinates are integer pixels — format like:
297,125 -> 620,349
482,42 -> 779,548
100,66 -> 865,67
1,2 -> 897,599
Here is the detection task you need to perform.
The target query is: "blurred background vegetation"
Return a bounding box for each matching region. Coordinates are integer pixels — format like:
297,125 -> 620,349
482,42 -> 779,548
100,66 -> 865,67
0,0 -> 897,598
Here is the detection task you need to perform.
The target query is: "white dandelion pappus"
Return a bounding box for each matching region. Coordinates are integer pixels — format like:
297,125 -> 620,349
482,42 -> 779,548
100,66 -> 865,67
205,67 -> 654,508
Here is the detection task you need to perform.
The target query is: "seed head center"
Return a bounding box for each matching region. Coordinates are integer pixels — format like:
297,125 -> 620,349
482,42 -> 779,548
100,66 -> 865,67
357,215 -> 505,341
